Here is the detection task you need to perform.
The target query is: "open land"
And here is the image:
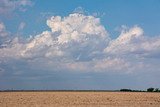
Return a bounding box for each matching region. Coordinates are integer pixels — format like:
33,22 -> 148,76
0,91 -> 160,107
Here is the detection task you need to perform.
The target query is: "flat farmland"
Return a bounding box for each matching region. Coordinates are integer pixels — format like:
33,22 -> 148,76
0,92 -> 160,107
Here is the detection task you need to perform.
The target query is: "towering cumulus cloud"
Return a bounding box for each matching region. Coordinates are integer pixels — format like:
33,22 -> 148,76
45,13 -> 109,60
0,13 -> 160,78
1,13 -> 110,60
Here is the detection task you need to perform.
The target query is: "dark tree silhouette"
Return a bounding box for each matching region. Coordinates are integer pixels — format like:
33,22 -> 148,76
154,88 -> 159,92
147,88 -> 154,92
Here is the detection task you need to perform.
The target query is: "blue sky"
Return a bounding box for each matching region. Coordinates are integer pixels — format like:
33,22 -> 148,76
0,0 -> 160,90
2,0 -> 160,38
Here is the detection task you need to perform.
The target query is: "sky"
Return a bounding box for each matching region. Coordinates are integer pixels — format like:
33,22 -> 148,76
0,0 -> 160,90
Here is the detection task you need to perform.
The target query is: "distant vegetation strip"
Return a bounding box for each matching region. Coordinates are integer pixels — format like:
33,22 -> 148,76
120,88 -> 160,92
0,88 -> 160,92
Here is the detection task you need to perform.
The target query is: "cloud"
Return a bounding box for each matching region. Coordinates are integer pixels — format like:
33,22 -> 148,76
73,7 -> 86,14
45,13 -> 109,60
1,12 -> 160,89
104,25 -> 144,54
0,0 -> 33,14
18,22 -> 26,31
104,25 -> 160,58
0,22 -> 9,37
1,13 -> 109,61
0,13 -> 160,77
64,57 -> 131,73
0,22 -> 11,48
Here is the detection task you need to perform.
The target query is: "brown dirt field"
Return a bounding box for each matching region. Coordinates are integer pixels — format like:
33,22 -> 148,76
0,92 -> 160,107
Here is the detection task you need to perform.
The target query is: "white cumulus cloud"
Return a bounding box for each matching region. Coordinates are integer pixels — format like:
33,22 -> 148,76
0,13 -> 160,74
104,25 -> 160,58
104,26 -> 144,54
11,13 -> 110,61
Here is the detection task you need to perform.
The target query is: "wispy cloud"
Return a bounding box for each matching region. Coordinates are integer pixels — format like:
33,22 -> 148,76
0,0 -> 33,15
0,22 -> 9,37
18,22 -> 26,31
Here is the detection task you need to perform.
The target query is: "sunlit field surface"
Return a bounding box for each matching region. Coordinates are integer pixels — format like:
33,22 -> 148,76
0,92 -> 160,107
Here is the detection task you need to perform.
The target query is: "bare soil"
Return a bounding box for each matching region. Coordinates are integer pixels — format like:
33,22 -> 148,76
0,92 -> 160,107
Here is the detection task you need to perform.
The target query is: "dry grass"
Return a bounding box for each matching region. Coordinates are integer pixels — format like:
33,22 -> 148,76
0,92 -> 160,107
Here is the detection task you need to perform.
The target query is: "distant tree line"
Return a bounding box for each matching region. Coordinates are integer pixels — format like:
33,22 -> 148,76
147,88 -> 160,92
120,87 -> 160,92
0,88 -> 160,92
